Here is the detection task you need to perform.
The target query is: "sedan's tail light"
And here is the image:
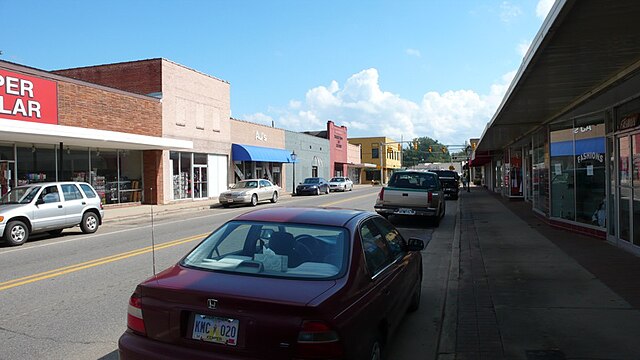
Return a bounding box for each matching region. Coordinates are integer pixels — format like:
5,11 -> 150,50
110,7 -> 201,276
378,187 -> 384,201
127,294 -> 146,335
295,320 -> 343,359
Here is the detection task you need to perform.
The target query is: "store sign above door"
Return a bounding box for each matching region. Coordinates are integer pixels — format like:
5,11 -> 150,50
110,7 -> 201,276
0,69 -> 58,124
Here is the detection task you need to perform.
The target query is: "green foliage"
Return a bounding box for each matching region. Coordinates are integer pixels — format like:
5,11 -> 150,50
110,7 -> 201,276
403,136 -> 450,167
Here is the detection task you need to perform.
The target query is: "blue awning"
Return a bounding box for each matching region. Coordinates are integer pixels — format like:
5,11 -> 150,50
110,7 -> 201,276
232,144 -> 296,163
550,137 -> 605,157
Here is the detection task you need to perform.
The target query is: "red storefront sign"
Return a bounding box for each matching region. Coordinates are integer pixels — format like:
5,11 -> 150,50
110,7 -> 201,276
0,69 -> 58,124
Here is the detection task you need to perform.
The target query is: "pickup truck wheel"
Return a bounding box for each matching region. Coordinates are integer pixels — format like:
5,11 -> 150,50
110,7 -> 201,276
4,220 -> 29,246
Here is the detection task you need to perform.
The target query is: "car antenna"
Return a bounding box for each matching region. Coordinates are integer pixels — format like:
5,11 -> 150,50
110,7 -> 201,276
150,187 -> 157,277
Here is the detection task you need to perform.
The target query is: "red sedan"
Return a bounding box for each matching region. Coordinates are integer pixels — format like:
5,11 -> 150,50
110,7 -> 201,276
118,207 -> 425,360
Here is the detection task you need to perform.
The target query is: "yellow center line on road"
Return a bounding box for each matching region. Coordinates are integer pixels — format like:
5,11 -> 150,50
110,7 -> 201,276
320,192 -> 377,207
0,233 -> 207,292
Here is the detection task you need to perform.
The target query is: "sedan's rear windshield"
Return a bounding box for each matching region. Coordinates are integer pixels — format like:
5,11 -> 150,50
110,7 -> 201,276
388,173 -> 439,190
182,221 -> 348,279
330,177 -> 346,182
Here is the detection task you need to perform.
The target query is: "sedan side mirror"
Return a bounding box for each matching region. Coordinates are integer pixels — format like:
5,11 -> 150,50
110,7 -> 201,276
405,237 -> 425,252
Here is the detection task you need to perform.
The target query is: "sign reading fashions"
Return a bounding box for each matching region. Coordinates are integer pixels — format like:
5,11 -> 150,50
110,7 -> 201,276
0,69 -> 57,124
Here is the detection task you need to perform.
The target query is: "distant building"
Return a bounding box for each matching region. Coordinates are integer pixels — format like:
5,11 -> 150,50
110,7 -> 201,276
348,136 -> 401,184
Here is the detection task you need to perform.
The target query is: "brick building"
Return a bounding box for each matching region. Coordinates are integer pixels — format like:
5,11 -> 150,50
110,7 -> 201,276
0,60 -> 191,204
54,59 -> 231,204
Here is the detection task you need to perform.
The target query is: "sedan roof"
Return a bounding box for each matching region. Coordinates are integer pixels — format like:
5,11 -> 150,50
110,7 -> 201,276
234,207 -> 367,227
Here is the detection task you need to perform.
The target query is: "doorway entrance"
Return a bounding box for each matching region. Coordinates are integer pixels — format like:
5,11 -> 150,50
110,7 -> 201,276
615,133 -> 640,248
0,160 -> 15,196
194,165 -> 208,199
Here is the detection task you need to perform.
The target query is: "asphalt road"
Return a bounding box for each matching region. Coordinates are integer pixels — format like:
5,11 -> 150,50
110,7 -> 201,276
0,187 -> 456,360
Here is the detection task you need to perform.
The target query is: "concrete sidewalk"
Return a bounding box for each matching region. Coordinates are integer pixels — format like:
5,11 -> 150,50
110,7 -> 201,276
439,187 -> 640,360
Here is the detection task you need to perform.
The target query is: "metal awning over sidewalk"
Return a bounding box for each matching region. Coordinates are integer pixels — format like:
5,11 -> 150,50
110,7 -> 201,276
478,0 -> 640,152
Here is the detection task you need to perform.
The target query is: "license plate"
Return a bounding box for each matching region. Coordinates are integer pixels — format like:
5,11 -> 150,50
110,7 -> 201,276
227,199 -> 233,203
192,315 -> 239,346
395,208 -> 415,215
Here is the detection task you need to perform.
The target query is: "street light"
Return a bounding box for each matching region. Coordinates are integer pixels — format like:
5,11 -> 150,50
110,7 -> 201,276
291,150 -> 297,195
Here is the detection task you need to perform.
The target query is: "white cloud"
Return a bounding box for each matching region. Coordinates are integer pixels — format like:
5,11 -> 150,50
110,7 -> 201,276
536,0 -> 554,19
405,48 -> 422,58
500,1 -> 522,23
241,68 -> 516,147
517,40 -> 532,58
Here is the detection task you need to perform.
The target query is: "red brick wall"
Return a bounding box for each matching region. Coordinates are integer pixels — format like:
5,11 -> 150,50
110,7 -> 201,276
57,81 -> 162,136
143,150 -> 164,204
52,59 -> 162,96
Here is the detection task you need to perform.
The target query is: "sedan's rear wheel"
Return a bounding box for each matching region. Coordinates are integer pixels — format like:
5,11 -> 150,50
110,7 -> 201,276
250,194 -> 258,206
271,192 -> 278,203
3,220 -> 29,246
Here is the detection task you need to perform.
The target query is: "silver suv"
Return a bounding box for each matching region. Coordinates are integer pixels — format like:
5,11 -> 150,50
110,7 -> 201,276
0,181 -> 105,246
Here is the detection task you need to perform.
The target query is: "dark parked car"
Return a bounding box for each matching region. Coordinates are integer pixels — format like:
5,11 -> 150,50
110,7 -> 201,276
431,170 -> 460,200
119,207 -> 425,360
295,177 -> 330,195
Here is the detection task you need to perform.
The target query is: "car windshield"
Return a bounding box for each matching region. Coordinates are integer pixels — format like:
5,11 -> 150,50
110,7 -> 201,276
330,177 -> 345,182
182,221 -> 348,279
0,186 -> 41,205
434,170 -> 459,180
388,173 -> 439,190
303,178 -> 319,184
233,181 -> 258,189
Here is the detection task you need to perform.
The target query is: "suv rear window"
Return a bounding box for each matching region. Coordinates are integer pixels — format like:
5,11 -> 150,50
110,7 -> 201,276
79,184 -> 97,198
388,172 -> 439,190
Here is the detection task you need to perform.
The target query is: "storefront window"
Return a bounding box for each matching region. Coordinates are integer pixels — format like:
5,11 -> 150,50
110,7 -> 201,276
17,144 -> 56,185
574,120 -> 606,227
532,129 -> 549,215
549,117 -> 606,226
89,149 -> 142,204
550,121 -> 576,221
63,147 -> 90,183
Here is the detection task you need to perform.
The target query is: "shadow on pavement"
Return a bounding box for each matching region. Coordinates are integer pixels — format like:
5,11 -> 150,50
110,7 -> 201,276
97,350 -> 118,360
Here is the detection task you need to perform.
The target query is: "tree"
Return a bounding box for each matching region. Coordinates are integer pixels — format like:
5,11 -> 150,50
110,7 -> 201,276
402,136 -> 450,167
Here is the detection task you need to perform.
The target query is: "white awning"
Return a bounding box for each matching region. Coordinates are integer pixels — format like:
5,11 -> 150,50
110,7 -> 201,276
0,118 -> 193,150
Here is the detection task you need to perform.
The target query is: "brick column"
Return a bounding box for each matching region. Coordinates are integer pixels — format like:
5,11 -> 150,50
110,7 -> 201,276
143,150 -> 164,205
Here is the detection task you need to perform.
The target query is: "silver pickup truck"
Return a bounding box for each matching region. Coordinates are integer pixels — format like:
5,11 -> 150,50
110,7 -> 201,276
374,171 -> 446,226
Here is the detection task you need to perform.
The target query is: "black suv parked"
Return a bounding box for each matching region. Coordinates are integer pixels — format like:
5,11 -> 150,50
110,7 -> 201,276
431,170 -> 460,200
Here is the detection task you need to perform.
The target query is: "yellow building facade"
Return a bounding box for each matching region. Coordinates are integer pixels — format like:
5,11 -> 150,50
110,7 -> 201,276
348,136 -> 401,184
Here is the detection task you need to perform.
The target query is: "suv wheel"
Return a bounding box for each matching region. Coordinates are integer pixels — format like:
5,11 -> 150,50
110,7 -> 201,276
4,220 -> 29,246
80,212 -> 99,234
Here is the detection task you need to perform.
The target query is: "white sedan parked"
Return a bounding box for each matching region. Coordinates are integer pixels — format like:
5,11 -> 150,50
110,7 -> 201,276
218,179 -> 279,207
328,177 -> 353,192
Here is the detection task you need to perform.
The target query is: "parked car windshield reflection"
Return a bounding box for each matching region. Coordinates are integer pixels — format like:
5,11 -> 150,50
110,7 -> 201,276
233,181 -> 259,189
0,186 -> 41,205
182,220 -> 348,279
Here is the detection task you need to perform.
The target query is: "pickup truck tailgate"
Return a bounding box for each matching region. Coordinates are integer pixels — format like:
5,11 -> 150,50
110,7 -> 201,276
382,188 -> 429,208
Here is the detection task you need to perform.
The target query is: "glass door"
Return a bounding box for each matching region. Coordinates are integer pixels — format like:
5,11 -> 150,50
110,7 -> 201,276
617,136 -> 631,242
0,160 -> 14,196
632,133 -> 640,246
194,165 -> 208,199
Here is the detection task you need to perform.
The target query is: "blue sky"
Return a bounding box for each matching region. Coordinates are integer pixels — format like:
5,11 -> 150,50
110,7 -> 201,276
0,0 -> 554,146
